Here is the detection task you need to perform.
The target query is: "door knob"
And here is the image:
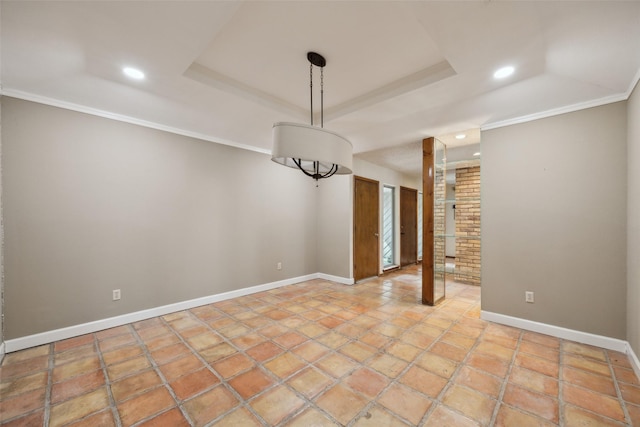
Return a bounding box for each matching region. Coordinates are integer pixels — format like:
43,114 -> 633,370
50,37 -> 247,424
374,233 -> 379,237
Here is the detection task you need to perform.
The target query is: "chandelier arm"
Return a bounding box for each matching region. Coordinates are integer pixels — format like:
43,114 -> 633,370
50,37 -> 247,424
291,158 -> 340,181
319,163 -> 339,179
292,158 -> 316,179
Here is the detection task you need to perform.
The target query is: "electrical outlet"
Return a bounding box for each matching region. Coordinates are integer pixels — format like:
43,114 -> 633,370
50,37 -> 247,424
277,262 -> 282,270
525,291 -> 534,303
113,289 -> 121,301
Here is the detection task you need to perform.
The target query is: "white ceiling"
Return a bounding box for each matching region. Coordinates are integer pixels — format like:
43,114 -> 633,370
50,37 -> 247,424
2,1 -> 640,171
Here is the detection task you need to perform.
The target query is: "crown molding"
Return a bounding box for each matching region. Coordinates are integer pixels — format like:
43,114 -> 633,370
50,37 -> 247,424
626,66 -> 640,99
0,89 -> 271,156
481,93 -> 628,132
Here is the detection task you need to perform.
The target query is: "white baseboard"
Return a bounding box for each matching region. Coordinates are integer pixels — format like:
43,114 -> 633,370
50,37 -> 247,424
484,311 -> 640,375
5,272 -> 353,353
318,273 -> 355,285
0,341 -> 5,364
626,342 -> 640,381
481,311 -> 628,353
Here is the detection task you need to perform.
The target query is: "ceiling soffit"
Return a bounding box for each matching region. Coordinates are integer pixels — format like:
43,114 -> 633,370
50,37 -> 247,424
184,1 -> 455,122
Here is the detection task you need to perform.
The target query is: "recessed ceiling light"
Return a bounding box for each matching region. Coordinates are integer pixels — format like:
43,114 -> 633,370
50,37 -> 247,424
455,134 -> 466,140
123,67 -> 145,80
493,66 -> 515,79
473,152 -> 481,156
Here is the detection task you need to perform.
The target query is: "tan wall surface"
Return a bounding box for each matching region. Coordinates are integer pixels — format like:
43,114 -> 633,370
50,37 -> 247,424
0,97 -> 4,354
2,98 -> 319,339
482,102 -> 627,339
627,82 -> 640,352
317,174 -> 352,279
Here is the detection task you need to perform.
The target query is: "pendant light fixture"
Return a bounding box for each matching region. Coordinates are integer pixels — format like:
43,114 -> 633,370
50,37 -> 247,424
271,52 -> 353,181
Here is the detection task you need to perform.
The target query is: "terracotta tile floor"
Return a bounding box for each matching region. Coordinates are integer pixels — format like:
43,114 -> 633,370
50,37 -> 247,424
2,265 -> 640,426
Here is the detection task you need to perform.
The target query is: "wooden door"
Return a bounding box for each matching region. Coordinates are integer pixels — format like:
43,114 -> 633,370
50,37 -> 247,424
354,176 -> 379,281
400,187 -> 418,266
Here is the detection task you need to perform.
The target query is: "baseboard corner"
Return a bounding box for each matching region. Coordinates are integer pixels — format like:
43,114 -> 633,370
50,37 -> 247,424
481,310 -> 628,353
625,342 -> 640,380
317,273 -> 355,285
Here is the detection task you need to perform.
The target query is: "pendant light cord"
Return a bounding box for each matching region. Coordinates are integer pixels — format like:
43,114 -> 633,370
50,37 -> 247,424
320,66 -> 324,128
294,52 -> 339,182
309,61 -> 325,128
310,63 -> 314,126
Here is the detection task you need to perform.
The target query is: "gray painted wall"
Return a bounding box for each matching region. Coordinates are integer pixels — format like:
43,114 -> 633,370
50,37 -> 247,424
482,102 -> 628,339
0,97 -> 4,358
317,175 -> 352,279
628,82 -> 640,354
2,97 -> 319,339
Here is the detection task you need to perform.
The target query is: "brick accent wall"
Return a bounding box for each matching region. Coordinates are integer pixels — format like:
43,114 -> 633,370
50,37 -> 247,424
434,165 -> 446,291
454,166 -> 481,285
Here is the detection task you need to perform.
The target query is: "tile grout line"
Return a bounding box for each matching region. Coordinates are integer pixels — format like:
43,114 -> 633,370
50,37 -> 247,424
267,283 -> 405,426
416,289 -> 482,422
349,294 -> 483,426
250,283 -> 371,426
271,282 -> 420,426
270,289 -> 382,427
209,305 -> 323,427
607,349 -> 633,425
558,339 -> 565,426
160,312 -> 251,426
343,309 -> 424,426
200,297 -> 312,426
95,331 -> 124,427
561,345 -> 632,425
160,305 -> 300,426
128,321 -> 197,427
42,342 -> 54,427
345,294 -> 441,426
429,299 -> 498,425
488,328 -> 524,425
417,304 -> 485,425
268,286 -> 356,427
